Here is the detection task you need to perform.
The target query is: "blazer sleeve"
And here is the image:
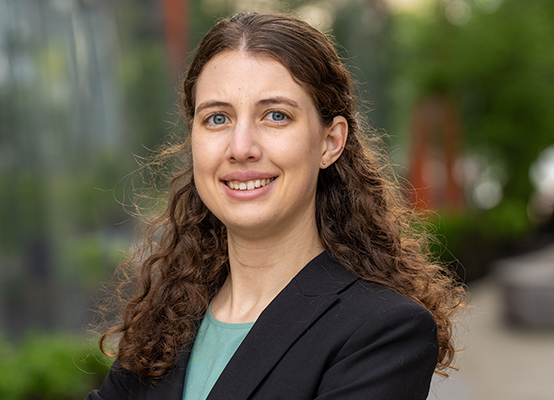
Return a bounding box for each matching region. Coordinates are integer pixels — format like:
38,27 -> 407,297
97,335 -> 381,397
315,301 -> 439,400
85,360 -> 147,400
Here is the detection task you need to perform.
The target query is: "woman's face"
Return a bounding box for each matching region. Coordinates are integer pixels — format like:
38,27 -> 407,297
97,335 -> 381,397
191,51 -> 344,240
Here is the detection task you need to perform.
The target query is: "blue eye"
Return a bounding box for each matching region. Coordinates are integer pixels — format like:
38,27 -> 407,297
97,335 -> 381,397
208,114 -> 228,125
268,112 -> 287,122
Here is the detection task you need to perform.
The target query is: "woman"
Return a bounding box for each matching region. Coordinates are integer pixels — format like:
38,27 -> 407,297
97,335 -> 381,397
87,12 -> 462,400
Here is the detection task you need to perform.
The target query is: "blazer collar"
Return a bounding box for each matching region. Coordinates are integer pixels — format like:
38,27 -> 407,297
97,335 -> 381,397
207,250 -> 358,400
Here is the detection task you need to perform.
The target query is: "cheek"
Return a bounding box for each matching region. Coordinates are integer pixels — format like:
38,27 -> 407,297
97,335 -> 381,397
192,158 -> 217,216
191,137 -> 214,195
278,133 -> 323,186
191,134 -> 214,172
289,128 -> 325,166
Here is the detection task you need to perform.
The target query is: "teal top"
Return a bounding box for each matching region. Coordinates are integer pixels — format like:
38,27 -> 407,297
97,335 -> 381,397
182,305 -> 254,400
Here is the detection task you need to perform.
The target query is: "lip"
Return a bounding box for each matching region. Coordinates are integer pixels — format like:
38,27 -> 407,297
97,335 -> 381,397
221,170 -> 277,181
221,176 -> 277,201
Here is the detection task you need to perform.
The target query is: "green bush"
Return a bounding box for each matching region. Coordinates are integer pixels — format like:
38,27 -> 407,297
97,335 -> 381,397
0,331 -> 112,400
430,204 -> 530,283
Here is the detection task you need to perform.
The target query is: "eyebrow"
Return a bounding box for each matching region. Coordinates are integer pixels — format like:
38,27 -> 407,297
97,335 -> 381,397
195,100 -> 232,115
256,96 -> 300,109
195,96 -> 301,115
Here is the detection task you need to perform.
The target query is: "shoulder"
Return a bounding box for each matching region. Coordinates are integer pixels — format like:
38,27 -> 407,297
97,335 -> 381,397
346,279 -> 433,320
335,279 -> 438,343
326,278 -> 438,344
295,251 -> 437,334
293,265 -> 439,399
311,281 -> 439,399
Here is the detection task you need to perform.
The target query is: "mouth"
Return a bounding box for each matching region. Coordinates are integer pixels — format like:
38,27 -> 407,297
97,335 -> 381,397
225,177 -> 276,191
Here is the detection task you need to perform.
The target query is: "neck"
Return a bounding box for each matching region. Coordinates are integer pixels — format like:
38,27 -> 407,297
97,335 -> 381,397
211,216 -> 324,323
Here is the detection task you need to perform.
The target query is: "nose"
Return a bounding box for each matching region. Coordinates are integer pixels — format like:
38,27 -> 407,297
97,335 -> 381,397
226,119 -> 262,163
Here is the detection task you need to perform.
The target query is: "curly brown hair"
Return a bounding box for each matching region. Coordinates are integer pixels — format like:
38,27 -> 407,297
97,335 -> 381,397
99,12 -> 464,381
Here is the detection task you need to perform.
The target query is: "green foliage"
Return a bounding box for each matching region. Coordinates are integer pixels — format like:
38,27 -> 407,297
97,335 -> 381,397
390,0 -> 554,248
0,149 -> 131,296
118,39 -> 173,151
430,200 -> 530,281
0,332 -> 111,400
395,0 -> 554,198
0,170 -> 47,255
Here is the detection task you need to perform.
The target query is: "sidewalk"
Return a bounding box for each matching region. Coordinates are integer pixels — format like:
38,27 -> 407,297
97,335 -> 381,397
427,277 -> 554,400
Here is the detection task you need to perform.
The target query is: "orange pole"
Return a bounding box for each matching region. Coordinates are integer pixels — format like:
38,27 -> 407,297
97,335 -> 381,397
163,0 -> 190,82
408,95 -> 463,210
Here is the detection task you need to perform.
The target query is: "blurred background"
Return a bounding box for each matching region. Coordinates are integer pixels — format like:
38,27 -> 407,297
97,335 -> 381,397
1,0 -> 553,399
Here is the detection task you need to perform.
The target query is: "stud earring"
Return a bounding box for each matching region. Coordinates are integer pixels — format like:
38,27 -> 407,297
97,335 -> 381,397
322,161 -> 327,166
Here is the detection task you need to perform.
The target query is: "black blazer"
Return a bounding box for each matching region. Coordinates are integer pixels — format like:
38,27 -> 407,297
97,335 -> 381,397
87,251 -> 439,400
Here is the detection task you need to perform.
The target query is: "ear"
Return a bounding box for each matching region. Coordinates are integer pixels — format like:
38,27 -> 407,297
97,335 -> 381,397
320,116 -> 348,169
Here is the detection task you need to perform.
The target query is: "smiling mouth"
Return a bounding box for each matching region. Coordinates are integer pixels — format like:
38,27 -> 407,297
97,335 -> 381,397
225,177 -> 276,191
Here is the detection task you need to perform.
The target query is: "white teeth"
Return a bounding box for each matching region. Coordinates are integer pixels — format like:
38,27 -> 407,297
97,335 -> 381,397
226,177 -> 274,191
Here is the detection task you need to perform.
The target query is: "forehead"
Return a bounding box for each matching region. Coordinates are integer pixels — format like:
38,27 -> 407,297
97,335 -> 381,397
194,51 -> 313,108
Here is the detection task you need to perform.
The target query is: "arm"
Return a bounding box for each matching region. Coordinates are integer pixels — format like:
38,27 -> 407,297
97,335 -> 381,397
315,302 -> 439,400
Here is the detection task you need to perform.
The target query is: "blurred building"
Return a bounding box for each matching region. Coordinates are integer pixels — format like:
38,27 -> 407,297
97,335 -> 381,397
0,0 -> 170,335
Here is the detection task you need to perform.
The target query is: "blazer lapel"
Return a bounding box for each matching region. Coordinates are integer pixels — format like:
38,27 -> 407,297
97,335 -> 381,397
206,251 -> 357,400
